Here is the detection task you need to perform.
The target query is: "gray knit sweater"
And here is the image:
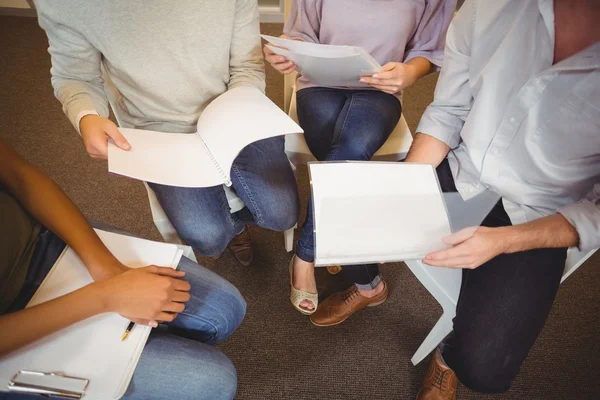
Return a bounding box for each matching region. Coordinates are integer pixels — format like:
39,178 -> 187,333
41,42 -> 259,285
35,0 -> 265,134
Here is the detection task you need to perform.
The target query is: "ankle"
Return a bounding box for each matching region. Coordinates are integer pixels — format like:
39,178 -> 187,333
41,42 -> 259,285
356,280 -> 384,298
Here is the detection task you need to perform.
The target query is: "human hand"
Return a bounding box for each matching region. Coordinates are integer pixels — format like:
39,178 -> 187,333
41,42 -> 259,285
360,62 -> 419,94
79,115 -> 130,159
263,34 -> 298,75
422,226 -> 509,269
97,266 -> 191,327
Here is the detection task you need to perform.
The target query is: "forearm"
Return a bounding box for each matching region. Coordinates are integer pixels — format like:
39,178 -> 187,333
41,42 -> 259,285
404,133 -> 450,166
0,284 -> 104,357
501,213 -> 579,253
0,141 -> 123,278
405,57 -> 433,81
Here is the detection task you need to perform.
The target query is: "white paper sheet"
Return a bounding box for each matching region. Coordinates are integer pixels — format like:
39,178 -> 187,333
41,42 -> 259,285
0,230 -> 182,400
198,86 -> 303,180
262,35 -> 381,87
309,162 -> 452,266
108,129 -> 224,188
108,87 -> 302,188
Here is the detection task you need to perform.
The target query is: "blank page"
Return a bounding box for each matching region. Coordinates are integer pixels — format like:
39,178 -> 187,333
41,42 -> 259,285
0,230 -> 182,400
309,162 -> 452,266
108,128 -> 224,188
197,86 -> 303,180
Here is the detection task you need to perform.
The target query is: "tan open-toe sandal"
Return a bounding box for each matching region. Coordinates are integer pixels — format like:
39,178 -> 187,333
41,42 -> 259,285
289,256 -> 319,315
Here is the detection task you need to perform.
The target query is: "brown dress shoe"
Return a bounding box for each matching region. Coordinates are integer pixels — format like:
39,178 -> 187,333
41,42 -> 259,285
227,226 -> 253,267
417,349 -> 458,400
310,281 -> 388,327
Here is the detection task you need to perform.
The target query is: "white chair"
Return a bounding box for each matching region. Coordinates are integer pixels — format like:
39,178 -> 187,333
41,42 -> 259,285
282,82 -> 414,251
405,190 -> 598,365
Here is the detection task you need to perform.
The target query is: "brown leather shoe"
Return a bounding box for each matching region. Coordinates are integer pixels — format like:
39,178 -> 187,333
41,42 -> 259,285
309,281 -> 388,327
416,349 -> 458,400
227,226 -> 253,267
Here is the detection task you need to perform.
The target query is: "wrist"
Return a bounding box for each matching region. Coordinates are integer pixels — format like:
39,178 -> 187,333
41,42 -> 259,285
497,226 -> 523,254
81,282 -> 112,314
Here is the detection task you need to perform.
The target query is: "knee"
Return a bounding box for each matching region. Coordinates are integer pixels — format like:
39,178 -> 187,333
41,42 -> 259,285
336,136 -> 384,161
192,352 -> 238,400
212,283 -> 247,343
448,349 -> 516,393
178,224 -> 232,257
257,190 -> 299,232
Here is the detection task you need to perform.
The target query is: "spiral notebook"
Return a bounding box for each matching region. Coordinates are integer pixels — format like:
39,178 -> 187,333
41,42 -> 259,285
107,86 -> 303,188
262,34 -> 382,87
0,230 -> 183,400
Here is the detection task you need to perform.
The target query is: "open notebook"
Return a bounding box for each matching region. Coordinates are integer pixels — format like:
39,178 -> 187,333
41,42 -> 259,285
0,230 -> 183,400
262,35 -> 381,87
309,162 -> 453,266
108,86 -> 303,188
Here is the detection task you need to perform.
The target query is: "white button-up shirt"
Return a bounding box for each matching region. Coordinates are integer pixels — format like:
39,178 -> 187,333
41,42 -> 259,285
417,0 -> 600,250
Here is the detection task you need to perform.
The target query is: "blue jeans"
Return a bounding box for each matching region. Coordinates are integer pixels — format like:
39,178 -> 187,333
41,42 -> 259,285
148,136 -> 299,256
1,234 -> 246,400
295,87 -> 401,289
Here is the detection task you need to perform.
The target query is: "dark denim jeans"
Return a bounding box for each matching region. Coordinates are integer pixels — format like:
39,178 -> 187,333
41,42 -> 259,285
435,159 -> 568,393
149,136 -> 299,257
295,87 -> 401,289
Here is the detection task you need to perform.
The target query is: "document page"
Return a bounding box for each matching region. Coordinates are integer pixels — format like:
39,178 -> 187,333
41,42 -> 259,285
108,128 -> 224,188
309,162 -> 452,266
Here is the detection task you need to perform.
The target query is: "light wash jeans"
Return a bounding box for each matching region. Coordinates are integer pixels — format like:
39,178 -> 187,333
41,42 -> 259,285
148,136 -> 300,256
1,244 -> 246,400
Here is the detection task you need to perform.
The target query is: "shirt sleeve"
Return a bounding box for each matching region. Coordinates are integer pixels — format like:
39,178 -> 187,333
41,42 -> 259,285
404,0 -> 456,70
416,0 -> 475,148
283,0 -> 321,43
228,0 -> 266,93
36,2 -> 109,135
559,183 -> 600,251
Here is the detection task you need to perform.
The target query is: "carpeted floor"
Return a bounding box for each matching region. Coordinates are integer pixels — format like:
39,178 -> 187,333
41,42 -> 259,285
1,16 -> 599,400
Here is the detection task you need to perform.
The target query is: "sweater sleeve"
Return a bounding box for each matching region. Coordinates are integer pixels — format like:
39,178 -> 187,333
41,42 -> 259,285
228,0 -> 266,93
283,0 -> 321,43
35,1 -> 109,134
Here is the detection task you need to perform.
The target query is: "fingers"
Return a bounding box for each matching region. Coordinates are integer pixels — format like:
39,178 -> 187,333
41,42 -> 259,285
170,278 -> 191,292
443,227 -> 478,245
131,318 -> 158,328
171,291 -> 191,303
372,70 -> 396,80
364,83 -> 399,94
104,122 -> 131,151
163,301 -> 185,313
150,266 -> 186,278
156,312 -> 178,322
380,62 -> 396,71
280,63 -> 297,74
424,243 -> 470,263
85,135 -> 110,159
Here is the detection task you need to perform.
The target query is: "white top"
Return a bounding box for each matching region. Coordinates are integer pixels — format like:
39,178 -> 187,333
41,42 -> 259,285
417,0 -> 600,250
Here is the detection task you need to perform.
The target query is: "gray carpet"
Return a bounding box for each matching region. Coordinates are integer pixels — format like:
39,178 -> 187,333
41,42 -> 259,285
1,16 -> 599,400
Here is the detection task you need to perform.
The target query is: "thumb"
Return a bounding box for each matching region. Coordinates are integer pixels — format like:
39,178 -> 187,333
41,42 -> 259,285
381,62 -> 396,71
105,122 -> 131,151
443,226 -> 478,246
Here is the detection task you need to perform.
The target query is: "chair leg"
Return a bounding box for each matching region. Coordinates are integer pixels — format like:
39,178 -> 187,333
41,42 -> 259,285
284,225 -> 296,252
411,312 -> 454,366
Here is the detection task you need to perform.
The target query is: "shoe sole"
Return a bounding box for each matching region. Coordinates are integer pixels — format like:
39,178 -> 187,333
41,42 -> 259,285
310,295 -> 388,327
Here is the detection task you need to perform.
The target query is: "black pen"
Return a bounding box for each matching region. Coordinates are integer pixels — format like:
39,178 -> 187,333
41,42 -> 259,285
121,321 -> 135,341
